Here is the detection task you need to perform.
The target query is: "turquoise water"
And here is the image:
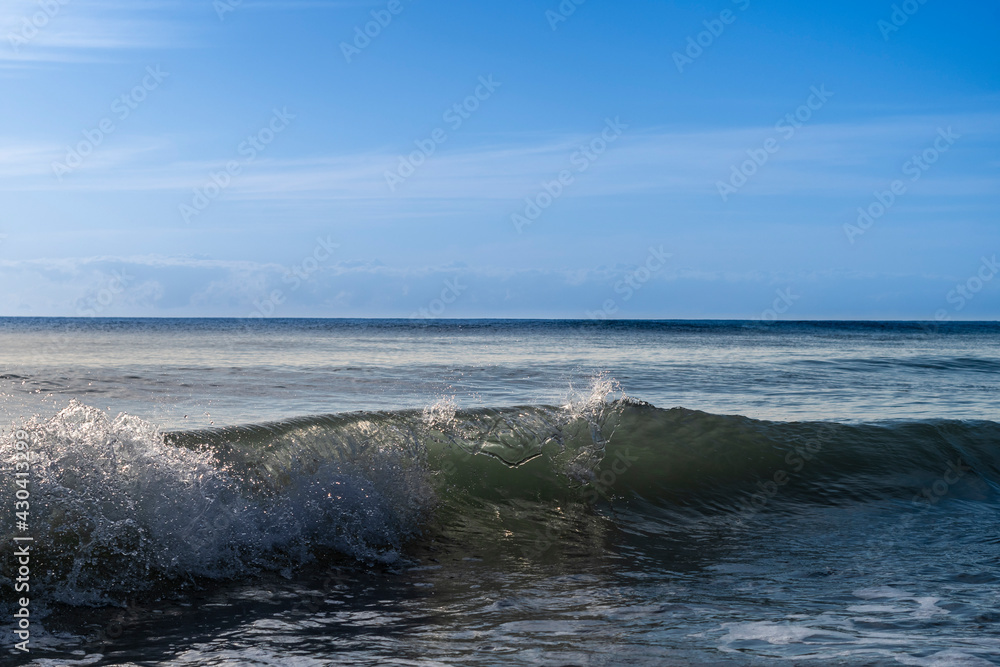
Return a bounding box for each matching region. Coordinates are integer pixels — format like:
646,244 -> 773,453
1,319 -> 999,665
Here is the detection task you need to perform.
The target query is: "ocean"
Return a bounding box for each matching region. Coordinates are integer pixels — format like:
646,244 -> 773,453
1,318 -> 999,666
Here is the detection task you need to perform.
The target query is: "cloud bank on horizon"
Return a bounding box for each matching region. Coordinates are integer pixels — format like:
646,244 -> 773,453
1,0 -> 997,319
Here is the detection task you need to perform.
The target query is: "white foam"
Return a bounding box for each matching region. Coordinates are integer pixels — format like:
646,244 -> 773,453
895,649 -> 999,666
422,395 -> 458,428
718,620 -> 854,646
853,586 -> 915,599
1,401 -> 434,605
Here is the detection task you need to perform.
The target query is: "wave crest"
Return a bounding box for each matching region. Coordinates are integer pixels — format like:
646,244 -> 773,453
3,395 -> 999,606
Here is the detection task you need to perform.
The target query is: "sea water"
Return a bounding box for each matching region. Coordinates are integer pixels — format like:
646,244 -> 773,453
1,319 -> 998,665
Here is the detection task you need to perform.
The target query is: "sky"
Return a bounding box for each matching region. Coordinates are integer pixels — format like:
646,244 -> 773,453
0,0 -> 997,319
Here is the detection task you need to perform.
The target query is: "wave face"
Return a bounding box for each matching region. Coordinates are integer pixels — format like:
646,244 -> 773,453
2,389 -> 1000,606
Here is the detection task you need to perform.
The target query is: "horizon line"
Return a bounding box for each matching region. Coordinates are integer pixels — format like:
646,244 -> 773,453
0,316 -> 996,323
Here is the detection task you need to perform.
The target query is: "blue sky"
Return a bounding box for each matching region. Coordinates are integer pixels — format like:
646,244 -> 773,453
0,0 -> 997,319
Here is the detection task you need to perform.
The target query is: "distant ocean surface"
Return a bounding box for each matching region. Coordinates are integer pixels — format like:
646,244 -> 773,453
2,318 -> 999,666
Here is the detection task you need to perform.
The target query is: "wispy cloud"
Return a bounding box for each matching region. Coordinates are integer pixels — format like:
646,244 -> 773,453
3,113 -> 998,206
1,254 -> 996,319
0,0 -> 188,65
241,1 -> 382,8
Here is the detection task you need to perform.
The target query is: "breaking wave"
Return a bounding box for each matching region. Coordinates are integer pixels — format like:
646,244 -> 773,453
2,378 -> 998,606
